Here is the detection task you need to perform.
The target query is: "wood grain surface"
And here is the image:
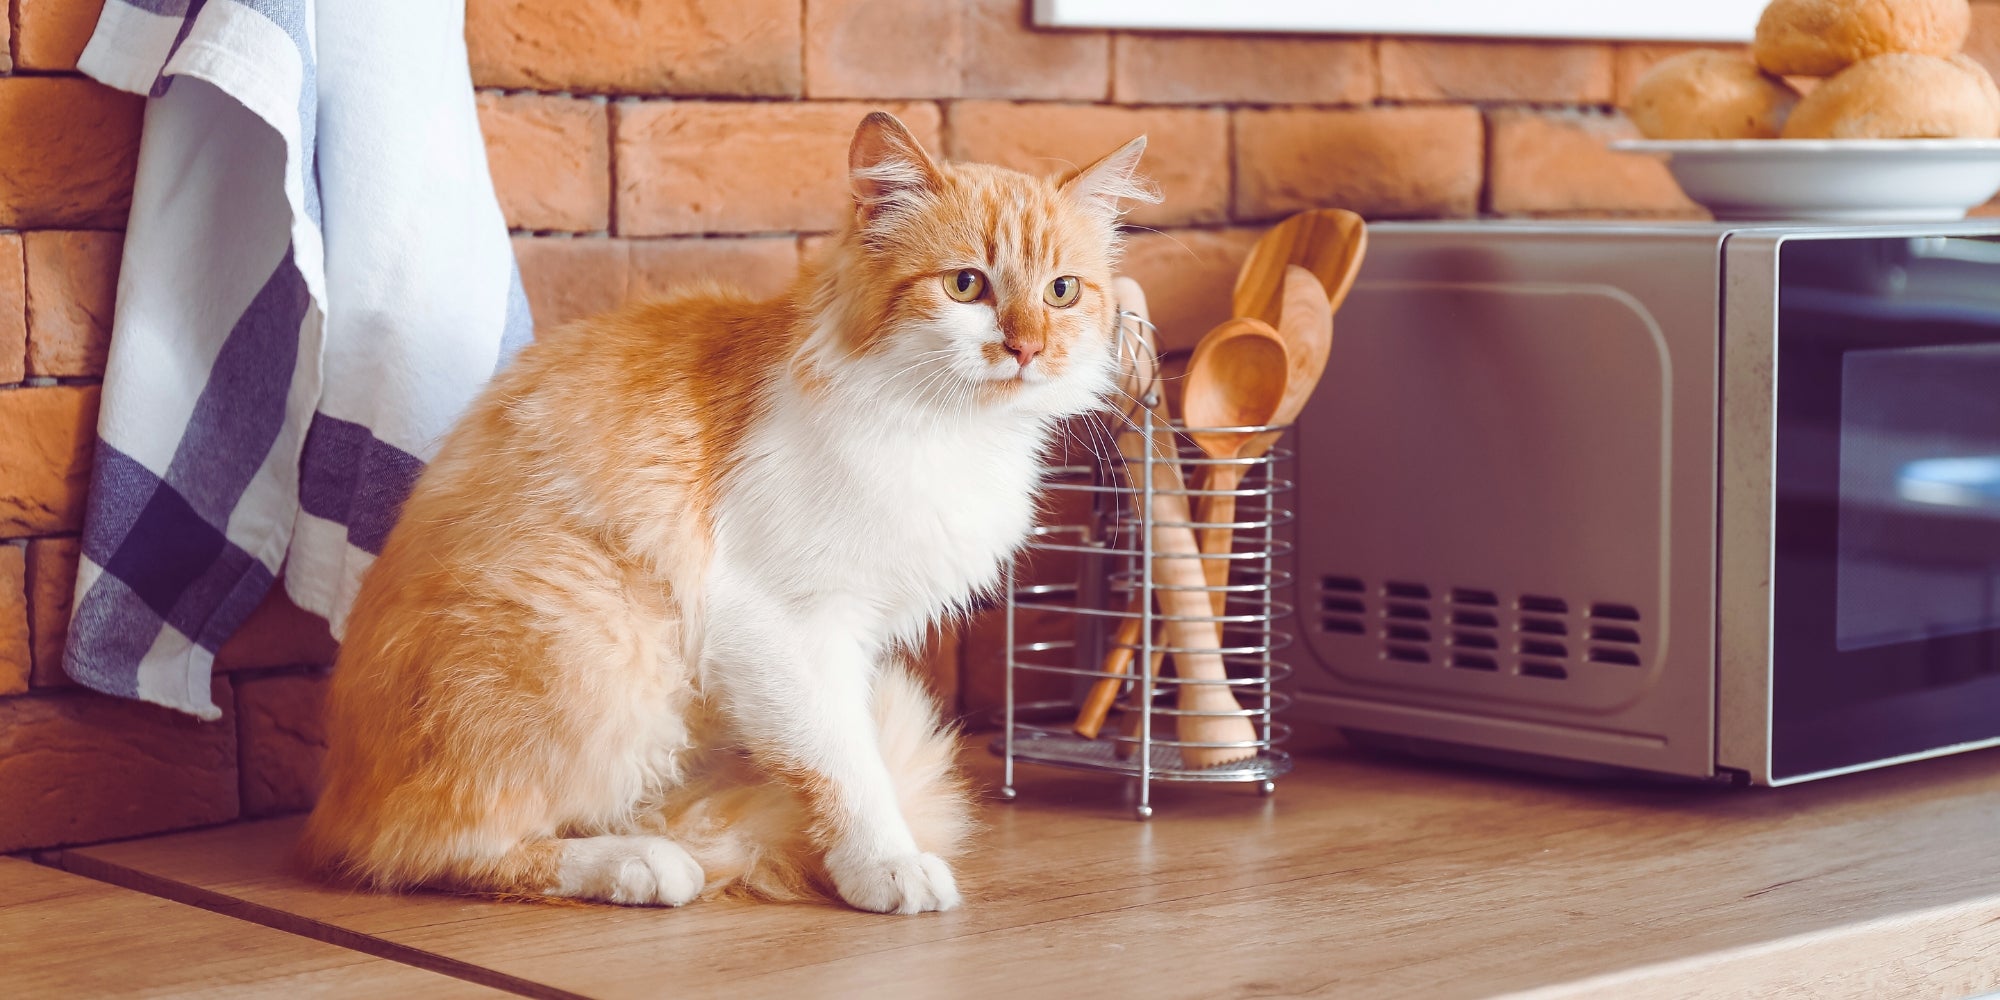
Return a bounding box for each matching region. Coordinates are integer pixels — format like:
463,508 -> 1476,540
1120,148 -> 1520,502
52,735 -> 2000,1000
0,857 -> 502,998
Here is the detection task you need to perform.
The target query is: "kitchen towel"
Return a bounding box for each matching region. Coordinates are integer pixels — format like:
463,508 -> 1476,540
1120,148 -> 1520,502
67,0 -> 532,719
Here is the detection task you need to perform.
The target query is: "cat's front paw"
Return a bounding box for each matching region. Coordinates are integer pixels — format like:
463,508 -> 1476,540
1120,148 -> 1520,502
827,849 -> 961,914
556,835 -> 706,907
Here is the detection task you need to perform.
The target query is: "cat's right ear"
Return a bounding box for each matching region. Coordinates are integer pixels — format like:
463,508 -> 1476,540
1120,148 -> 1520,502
849,112 -> 943,223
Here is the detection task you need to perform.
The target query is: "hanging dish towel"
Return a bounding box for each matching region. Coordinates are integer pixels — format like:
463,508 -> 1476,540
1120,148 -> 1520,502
68,0 -> 533,719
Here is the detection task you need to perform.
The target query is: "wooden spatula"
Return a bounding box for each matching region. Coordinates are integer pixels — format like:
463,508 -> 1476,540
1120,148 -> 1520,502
1232,209 -> 1367,329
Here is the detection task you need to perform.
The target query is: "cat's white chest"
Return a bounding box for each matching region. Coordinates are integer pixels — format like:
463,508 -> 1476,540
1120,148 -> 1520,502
716,394 -> 1046,640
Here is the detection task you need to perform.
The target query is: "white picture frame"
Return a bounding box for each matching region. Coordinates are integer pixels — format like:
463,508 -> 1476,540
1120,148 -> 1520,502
1031,0 -> 1764,42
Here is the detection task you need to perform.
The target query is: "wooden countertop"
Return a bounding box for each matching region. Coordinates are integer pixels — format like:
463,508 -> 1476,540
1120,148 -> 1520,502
0,857 -> 502,997
45,734 -> 2000,999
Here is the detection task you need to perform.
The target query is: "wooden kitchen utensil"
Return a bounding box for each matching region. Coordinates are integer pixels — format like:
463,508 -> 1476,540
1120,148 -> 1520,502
1232,208 -> 1368,330
1073,278 -> 1187,740
1169,317 -> 1290,768
1195,265 -> 1336,615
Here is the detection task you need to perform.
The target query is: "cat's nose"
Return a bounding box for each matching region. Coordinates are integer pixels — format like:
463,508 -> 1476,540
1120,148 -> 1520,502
1003,336 -> 1042,368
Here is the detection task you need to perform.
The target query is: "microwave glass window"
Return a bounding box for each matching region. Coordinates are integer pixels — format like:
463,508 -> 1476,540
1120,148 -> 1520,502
1836,343 -> 2000,652
1772,236 -> 2000,781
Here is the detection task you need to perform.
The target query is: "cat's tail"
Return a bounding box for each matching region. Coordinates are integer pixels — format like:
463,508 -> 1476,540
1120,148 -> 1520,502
658,664 -> 974,902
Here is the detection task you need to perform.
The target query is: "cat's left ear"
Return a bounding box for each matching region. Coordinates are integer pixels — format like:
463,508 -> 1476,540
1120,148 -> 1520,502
849,112 -> 943,222
1060,135 -> 1161,220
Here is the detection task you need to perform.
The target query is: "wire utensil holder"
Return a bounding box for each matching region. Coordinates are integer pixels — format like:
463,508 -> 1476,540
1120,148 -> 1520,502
996,312 -> 1296,819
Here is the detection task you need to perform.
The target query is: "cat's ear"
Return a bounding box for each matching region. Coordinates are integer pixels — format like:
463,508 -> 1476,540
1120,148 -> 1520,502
849,112 -> 943,222
1060,135 -> 1161,220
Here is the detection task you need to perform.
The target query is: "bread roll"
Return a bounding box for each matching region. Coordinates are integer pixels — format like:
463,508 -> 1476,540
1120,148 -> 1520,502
1627,50 -> 1802,139
1782,52 -> 2000,138
1755,0 -> 1970,78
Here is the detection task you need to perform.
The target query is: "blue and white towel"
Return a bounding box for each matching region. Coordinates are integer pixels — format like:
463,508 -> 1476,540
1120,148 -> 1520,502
69,0 -> 532,719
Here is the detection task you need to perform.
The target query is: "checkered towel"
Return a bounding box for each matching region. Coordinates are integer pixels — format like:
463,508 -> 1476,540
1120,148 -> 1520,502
68,0 -> 532,719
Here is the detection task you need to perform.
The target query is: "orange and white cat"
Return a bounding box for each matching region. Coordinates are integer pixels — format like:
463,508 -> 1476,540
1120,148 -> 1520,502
299,113 -> 1155,913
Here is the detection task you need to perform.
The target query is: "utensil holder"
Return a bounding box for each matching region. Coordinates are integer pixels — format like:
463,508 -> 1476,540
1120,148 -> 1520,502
994,322 -> 1296,819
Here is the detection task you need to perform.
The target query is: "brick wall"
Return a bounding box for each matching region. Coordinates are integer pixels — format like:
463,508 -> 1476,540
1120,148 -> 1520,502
7,0 -> 2000,852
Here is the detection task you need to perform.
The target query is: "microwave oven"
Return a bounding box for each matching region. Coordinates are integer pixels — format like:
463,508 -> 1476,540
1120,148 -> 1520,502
1290,221 -> 2000,785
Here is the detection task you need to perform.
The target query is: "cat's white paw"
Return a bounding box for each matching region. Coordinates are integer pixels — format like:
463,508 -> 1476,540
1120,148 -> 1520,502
828,849 -> 961,914
555,835 -> 705,907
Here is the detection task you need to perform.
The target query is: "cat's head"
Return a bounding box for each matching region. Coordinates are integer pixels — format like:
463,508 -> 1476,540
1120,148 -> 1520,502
812,112 -> 1158,420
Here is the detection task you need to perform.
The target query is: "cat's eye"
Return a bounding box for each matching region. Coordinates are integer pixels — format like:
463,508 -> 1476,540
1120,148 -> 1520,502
1044,275 -> 1082,308
944,269 -> 987,302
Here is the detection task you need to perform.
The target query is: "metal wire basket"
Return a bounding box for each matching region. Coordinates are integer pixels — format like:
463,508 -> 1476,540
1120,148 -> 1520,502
994,312 -> 1296,819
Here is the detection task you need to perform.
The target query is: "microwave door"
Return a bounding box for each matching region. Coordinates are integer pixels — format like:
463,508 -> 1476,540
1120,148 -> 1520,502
1770,235 -> 2000,782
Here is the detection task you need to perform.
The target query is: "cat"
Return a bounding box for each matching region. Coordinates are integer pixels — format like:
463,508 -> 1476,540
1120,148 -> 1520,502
298,112 -> 1157,914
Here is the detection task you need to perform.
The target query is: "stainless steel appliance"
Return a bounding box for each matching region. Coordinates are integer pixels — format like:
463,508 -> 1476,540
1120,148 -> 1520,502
1291,221 -> 2000,785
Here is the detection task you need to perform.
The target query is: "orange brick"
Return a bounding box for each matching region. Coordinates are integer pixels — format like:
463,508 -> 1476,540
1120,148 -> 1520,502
806,0 -> 1107,100
16,0 -> 106,71
512,236 -> 803,331
1381,39 -> 1614,103
628,237 -> 801,303
513,237 -> 630,331
1234,107 -> 1483,221
1116,227 -> 1263,353
26,536 -> 78,688
1113,34 -> 1374,105
945,102 -> 1227,228
0,78 -> 143,230
476,93 -> 609,233
0,385 -> 98,538
0,545 -> 28,696
0,235 -> 23,384
466,0 -> 801,95
214,587 -> 337,674
0,678 -> 237,851
616,101 -> 941,236
962,0 -> 1108,100
237,671 -> 328,817
807,0 -> 959,98
24,230 -> 120,378
1488,109 -> 1701,217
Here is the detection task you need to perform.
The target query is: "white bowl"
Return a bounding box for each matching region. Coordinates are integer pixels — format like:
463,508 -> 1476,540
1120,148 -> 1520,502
1612,139 -> 2000,222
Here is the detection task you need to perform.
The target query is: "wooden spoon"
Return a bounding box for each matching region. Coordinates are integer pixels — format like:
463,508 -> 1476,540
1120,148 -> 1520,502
1233,208 -> 1368,329
1184,315 -> 1292,609
1196,265 -> 1336,615
1172,317 -> 1289,768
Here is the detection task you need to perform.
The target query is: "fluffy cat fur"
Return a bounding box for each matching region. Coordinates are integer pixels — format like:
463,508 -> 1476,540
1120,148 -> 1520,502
299,113 -> 1157,913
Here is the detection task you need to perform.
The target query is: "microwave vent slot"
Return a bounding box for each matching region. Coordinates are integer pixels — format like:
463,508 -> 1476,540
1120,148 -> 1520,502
1589,602 -> 1641,622
1384,581 -> 1431,600
1519,616 -> 1568,636
1589,624 -> 1640,644
1451,630 -> 1498,650
1451,609 -> 1499,628
1385,623 -> 1432,643
1384,644 -> 1430,664
1588,647 -> 1642,666
1450,653 -> 1498,671
1521,661 -> 1568,680
1519,639 -> 1568,659
1385,602 -> 1432,621
1451,587 -> 1498,607
1518,594 -> 1568,614
1323,595 -> 1366,614
1323,576 -> 1366,593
